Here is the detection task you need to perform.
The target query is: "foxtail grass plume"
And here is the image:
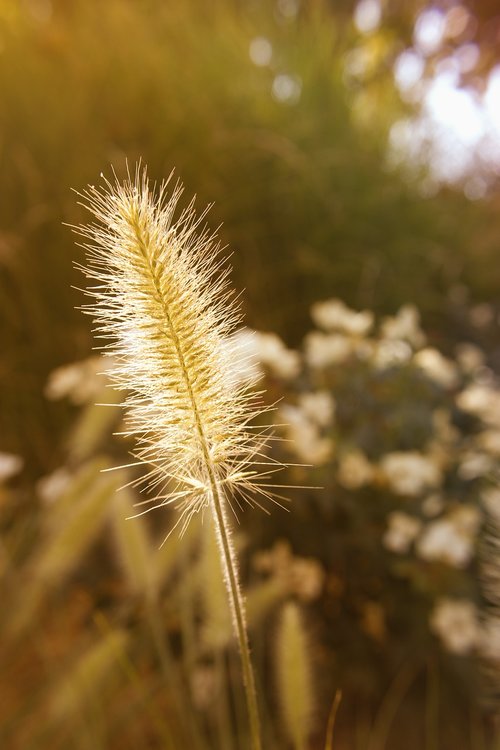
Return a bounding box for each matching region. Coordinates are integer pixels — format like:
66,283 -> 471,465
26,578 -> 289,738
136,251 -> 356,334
73,165 -> 281,750
75,169 -> 278,531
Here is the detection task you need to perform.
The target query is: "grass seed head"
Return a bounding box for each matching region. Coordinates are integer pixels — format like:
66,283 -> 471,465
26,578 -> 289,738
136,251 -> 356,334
75,166 -> 280,534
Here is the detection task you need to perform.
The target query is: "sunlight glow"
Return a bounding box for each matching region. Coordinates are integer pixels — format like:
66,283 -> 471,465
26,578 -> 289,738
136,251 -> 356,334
272,74 -> 302,104
444,5 -> 471,39
391,51 -> 500,193
485,66 -> 500,133
249,37 -> 273,67
277,0 -> 300,20
354,0 -> 381,35
426,72 -> 484,146
22,0 -> 52,23
414,8 -> 446,56
394,50 -> 425,92
453,43 -> 480,74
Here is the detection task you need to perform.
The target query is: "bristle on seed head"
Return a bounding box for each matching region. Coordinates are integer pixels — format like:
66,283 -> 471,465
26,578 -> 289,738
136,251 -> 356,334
74,166 -> 282,536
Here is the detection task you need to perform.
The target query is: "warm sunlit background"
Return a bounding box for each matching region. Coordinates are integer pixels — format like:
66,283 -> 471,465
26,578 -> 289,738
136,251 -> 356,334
1,1 -> 500,748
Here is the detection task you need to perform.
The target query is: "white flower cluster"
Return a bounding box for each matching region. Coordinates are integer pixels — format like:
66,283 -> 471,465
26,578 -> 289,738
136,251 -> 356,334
253,540 -> 325,603
304,298 -> 376,367
254,296 -> 500,659
0,452 -> 23,483
430,597 -> 500,657
337,450 -> 374,489
416,505 -> 481,567
430,598 -> 480,655
311,299 -> 374,336
379,452 -> 442,497
224,327 -> 301,383
269,296 -> 498,505
382,503 -> 482,569
383,512 -> 422,553
279,400 -> 334,466
37,467 -> 73,505
457,383 -> 500,426
45,356 -> 107,404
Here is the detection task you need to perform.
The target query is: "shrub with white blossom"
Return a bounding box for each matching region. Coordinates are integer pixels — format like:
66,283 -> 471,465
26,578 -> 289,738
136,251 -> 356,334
246,298 -> 499,689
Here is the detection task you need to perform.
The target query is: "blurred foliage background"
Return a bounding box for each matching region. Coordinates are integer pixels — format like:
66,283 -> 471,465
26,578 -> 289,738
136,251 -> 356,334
1,0 -> 500,748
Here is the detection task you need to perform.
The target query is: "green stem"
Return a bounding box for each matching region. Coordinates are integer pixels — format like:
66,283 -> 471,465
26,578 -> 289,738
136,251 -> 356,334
135,219 -> 262,750
181,347 -> 262,750
206,465 -> 262,750
171,318 -> 262,750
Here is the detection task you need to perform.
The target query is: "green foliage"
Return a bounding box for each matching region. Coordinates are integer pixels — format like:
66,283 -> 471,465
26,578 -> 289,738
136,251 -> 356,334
1,0 -> 499,470
1,1 -> 500,747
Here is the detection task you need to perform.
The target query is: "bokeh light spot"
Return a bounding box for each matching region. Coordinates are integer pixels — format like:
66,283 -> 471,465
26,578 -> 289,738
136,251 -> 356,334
414,8 -> 446,56
354,0 -> 382,35
249,36 -> 273,67
272,74 -> 302,104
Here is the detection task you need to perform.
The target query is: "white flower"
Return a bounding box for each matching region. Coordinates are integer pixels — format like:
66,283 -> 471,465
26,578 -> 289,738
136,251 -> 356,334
294,429 -> 333,465
45,363 -> 85,400
279,405 -> 333,465
0,452 -> 23,482
458,451 -> 494,480
430,599 -> 480,654
337,450 -> 374,489
417,521 -> 461,565
304,331 -> 353,368
290,557 -> 325,602
456,384 -> 492,414
422,494 -> 445,517
477,430 -> 500,456
297,390 -> 335,428
383,512 -> 422,553
455,343 -> 484,374
372,339 -> 412,368
380,452 -> 442,496
432,409 -> 459,443
414,348 -> 459,389
416,515 -> 476,568
253,539 -> 292,575
253,541 -> 325,602
311,298 -> 374,336
37,468 -> 72,504
380,305 -> 426,349
457,384 -> 500,426
45,356 -> 105,404
253,332 -> 301,380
